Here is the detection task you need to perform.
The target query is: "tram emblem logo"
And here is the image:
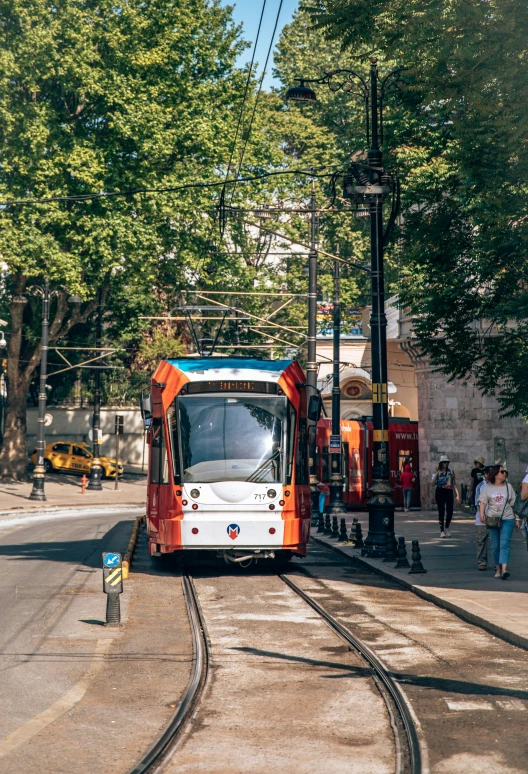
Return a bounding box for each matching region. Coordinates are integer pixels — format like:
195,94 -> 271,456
227,523 -> 240,540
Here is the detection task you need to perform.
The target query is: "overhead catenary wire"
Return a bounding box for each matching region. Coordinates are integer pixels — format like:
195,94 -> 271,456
0,168 -> 335,209
228,0 -> 284,204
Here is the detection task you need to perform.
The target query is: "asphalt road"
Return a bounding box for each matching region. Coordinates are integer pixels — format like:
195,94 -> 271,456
0,507 -> 139,767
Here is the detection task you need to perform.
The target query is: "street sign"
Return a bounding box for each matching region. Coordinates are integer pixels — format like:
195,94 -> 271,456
115,415 -> 124,435
88,428 -> 103,444
329,435 -> 341,453
44,413 -> 53,427
103,552 -> 123,594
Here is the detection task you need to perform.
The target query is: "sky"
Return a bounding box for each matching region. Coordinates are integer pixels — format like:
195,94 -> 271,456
221,0 -> 300,90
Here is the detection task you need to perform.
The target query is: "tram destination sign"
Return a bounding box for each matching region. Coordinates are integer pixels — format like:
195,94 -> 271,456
186,381 -> 278,394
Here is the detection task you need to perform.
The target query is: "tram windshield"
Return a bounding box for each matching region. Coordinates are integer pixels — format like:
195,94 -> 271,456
176,395 -> 287,483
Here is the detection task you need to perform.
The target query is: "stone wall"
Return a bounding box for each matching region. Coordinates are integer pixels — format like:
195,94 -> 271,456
416,365 -> 528,508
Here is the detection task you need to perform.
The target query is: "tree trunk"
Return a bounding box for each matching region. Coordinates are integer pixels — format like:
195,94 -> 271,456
0,276 -> 98,481
0,281 -> 32,480
0,373 -> 32,479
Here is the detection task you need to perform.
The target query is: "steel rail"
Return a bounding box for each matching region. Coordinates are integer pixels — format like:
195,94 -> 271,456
128,574 -> 209,774
280,573 -> 422,774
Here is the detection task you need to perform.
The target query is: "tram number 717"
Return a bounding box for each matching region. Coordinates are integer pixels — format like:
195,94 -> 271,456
254,493 -> 268,501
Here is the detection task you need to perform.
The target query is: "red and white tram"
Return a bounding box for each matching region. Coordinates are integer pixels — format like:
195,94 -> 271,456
144,358 -> 312,564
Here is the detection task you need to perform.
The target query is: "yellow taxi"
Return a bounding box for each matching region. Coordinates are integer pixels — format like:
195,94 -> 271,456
31,441 -> 124,479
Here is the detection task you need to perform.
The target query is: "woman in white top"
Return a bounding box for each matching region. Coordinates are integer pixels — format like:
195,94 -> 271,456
478,465 -> 519,579
521,465 -> 528,501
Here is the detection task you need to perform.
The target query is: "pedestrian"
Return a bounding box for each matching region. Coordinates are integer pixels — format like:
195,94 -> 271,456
474,465 -> 492,570
317,481 -> 329,515
400,462 -> 416,512
478,465 -> 519,579
521,465 -> 528,502
432,455 -> 460,537
470,456 -> 486,501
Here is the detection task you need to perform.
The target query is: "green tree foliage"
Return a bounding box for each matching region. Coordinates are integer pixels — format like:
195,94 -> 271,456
315,0 -> 528,417
0,0 -> 251,477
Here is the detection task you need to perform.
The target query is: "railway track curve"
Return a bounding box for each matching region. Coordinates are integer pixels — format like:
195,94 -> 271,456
128,573 -> 210,774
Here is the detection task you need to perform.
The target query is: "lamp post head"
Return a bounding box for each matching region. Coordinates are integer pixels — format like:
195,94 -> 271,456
68,295 -> 82,305
285,79 -> 317,103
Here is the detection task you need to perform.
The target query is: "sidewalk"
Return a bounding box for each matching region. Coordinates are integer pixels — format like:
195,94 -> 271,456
316,508 -> 528,651
0,472 -> 147,513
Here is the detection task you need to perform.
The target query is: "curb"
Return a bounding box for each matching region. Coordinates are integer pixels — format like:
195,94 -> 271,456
312,534 -> 528,653
123,515 -> 145,579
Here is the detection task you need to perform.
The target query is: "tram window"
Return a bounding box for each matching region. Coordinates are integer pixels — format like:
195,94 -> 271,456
176,395 -> 287,483
286,403 -> 296,485
150,418 -> 169,485
167,406 -> 181,483
296,419 -> 309,485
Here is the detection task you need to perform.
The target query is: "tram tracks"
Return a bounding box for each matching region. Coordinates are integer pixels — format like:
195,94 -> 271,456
279,572 -> 423,774
129,566 -> 424,774
129,574 -> 210,774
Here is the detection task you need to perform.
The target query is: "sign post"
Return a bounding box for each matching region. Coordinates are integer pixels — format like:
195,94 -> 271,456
329,434 -> 341,454
115,415 -> 123,491
103,552 -> 123,626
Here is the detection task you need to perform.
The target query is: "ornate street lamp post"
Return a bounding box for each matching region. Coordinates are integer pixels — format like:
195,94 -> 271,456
326,256 -> 346,518
87,288 -> 103,490
286,59 -> 404,556
29,282 -> 81,501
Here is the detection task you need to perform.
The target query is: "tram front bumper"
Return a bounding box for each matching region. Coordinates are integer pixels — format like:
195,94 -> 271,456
180,513 -> 286,548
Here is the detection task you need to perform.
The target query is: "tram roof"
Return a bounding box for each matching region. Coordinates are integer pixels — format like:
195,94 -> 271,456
166,357 -> 294,374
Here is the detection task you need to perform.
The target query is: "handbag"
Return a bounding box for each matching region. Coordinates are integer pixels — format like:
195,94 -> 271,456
485,484 -> 511,529
513,492 -> 528,519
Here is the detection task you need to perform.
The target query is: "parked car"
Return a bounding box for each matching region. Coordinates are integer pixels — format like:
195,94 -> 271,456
31,441 -> 123,478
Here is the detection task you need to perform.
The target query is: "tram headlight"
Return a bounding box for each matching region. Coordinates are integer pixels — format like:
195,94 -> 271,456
190,488 -> 200,499
267,489 -> 276,499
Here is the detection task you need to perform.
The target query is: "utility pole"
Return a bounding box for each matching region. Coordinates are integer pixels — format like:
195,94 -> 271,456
29,279 -> 50,501
286,58 -> 403,556
88,288 -> 103,490
327,255 -> 345,517
307,185 -> 320,526
362,60 -> 394,558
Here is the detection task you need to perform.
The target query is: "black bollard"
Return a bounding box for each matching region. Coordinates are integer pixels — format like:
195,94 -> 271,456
382,531 -> 397,562
324,512 -> 332,535
394,536 -> 410,568
331,515 -> 339,539
317,511 -> 325,533
338,518 -> 348,542
349,517 -> 358,543
106,594 -> 121,625
409,540 -> 427,574
354,521 -> 364,549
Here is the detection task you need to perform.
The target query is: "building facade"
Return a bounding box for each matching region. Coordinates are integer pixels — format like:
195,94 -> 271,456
317,298 -> 528,508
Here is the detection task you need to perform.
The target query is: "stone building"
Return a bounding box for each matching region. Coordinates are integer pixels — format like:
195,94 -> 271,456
317,298 -> 528,508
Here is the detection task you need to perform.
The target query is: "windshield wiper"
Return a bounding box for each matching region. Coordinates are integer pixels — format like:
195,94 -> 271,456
246,449 -> 281,484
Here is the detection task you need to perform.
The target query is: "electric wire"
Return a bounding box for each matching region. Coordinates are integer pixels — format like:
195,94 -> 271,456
228,0 -> 284,205
0,168 -> 333,209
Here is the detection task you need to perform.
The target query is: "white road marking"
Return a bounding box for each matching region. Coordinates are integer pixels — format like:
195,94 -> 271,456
444,699 -> 494,711
495,699 -> 526,711
0,638 -> 113,758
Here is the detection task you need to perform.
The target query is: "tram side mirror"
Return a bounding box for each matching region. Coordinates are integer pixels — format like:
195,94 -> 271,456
140,392 -> 152,430
308,394 -> 322,422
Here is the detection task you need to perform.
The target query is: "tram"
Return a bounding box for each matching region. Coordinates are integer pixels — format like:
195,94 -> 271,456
143,358 -> 315,564
316,417 -> 421,509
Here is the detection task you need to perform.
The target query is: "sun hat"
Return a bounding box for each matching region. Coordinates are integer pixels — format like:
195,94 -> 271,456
439,455 -> 450,463
474,456 -> 485,465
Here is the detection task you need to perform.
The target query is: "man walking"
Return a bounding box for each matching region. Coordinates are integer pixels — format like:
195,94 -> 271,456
471,456 -> 486,502
475,465 -> 491,570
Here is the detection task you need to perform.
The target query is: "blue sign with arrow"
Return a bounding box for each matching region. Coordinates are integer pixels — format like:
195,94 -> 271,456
104,552 -> 120,568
